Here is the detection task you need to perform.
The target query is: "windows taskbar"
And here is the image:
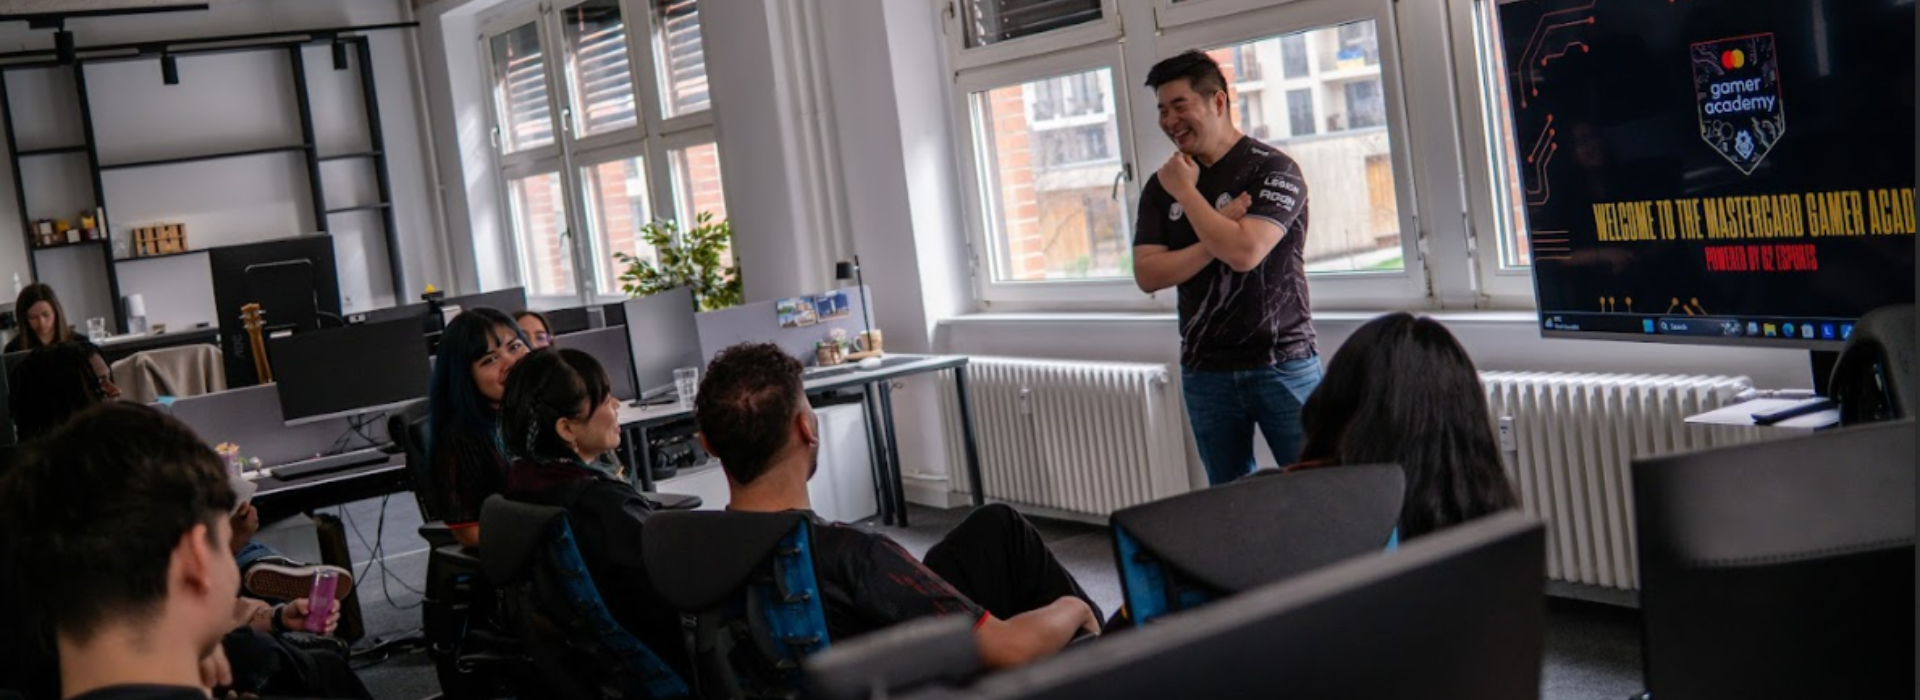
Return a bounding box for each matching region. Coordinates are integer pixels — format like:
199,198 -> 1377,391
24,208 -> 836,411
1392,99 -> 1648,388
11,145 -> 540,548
1540,312 -> 1857,343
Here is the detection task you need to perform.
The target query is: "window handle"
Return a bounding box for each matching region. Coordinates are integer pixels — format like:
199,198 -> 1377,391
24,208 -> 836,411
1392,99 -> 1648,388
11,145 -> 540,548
1111,163 -> 1132,201
490,127 -> 500,150
560,107 -> 572,134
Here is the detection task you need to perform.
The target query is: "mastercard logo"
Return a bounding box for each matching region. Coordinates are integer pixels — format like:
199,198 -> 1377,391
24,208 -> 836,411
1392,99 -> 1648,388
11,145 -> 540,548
1720,49 -> 1747,70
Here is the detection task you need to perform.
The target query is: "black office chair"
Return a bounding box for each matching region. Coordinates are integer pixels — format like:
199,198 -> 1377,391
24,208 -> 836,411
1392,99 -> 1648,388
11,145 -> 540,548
390,403 -> 455,549
1110,464 -> 1404,626
387,402 -> 521,699
481,496 -> 688,700
644,511 -> 832,699
1633,420 -> 1915,700
1830,303 -> 1914,425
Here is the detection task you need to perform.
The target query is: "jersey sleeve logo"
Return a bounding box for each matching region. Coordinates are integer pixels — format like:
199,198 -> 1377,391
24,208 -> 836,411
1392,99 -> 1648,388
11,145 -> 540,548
1214,192 -> 1232,210
1169,203 -> 1185,221
1264,172 -> 1300,194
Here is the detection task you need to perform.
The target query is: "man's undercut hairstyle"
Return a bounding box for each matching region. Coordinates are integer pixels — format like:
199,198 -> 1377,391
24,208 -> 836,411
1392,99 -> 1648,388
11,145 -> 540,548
694,342 -> 805,486
0,402 -> 234,642
1145,49 -> 1229,105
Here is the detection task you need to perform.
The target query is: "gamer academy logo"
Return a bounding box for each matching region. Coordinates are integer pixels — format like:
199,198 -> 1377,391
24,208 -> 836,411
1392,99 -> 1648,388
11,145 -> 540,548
1691,33 -> 1785,175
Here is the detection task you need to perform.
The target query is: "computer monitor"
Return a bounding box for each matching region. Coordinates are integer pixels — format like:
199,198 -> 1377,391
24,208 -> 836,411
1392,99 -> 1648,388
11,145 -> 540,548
545,306 -> 593,335
899,512 -> 1546,700
1632,420 -> 1915,699
269,318 -> 432,425
622,287 -> 701,402
1494,0 -> 1914,348
350,302 -> 432,326
554,326 -> 638,402
244,259 -> 322,334
601,300 -> 628,327
442,287 -> 528,319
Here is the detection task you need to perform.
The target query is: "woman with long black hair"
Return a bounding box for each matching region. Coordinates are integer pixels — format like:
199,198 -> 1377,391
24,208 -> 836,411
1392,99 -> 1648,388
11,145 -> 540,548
1293,312 -> 1519,540
426,308 -> 531,548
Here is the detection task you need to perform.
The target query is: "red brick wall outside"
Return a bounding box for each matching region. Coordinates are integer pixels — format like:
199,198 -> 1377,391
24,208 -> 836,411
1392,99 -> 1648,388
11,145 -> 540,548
517,173 -> 575,297
586,159 -> 649,295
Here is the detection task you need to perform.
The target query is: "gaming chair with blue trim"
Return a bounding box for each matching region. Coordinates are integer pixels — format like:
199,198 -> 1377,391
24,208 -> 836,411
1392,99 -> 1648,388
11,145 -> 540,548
643,511 -> 832,700
1111,464 -> 1405,626
480,496 -> 690,700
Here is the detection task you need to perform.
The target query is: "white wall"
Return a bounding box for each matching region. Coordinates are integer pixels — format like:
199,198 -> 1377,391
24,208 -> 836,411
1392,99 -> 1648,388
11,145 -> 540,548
701,0 -> 834,303
0,0 -> 448,318
418,0 -> 504,295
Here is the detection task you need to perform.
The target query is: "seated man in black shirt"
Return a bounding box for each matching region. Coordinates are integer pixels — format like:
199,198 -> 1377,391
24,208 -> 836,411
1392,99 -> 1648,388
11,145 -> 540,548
0,403 -> 275,700
695,343 -> 1102,669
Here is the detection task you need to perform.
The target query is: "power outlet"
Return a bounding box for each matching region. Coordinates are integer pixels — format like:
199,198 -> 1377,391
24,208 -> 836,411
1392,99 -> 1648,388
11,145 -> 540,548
1497,416 -> 1516,452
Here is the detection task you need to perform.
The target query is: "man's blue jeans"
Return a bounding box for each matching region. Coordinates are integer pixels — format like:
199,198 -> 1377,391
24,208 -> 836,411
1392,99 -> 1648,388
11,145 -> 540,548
236,539 -> 278,571
1182,356 -> 1323,486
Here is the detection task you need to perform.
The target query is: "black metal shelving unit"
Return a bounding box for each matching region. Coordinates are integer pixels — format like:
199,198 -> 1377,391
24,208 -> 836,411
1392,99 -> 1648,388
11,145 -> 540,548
0,26 -> 413,333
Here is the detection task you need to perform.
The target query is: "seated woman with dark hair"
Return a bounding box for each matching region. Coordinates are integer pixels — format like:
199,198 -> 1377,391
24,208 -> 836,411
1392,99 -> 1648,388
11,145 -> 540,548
426,308 -> 531,548
1293,312 -> 1519,540
515,310 -> 554,349
5,283 -> 75,353
500,347 -> 684,669
8,340 -> 117,442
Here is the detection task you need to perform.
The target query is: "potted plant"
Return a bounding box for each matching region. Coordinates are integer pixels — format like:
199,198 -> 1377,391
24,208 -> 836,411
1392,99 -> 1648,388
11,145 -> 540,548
611,211 -> 743,311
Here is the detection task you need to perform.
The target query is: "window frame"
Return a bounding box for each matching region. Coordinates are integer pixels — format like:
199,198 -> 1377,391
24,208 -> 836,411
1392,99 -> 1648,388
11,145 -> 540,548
1152,0 -> 1428,310
479,0 -> 728,307
1448,0 -> 1538,308
951,0 -> 1431,311
943,0 -> 1126,73
951,43 -> 1163,309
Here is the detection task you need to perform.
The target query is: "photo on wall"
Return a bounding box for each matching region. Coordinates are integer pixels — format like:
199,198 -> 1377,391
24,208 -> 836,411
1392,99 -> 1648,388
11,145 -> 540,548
776,296 -> 818,328
815,290 -> 851,321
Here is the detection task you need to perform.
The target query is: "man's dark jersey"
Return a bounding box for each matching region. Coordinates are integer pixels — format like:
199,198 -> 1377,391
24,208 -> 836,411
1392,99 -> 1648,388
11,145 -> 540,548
1134,136 -> 1315,370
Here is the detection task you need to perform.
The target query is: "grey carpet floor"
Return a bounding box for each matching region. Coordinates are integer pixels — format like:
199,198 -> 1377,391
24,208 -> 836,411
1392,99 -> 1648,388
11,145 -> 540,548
326,497 -> 1641,700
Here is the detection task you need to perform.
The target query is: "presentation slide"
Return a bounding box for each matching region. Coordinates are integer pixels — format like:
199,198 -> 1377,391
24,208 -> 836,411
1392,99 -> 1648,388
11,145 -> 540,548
1497,0 -> 1914,347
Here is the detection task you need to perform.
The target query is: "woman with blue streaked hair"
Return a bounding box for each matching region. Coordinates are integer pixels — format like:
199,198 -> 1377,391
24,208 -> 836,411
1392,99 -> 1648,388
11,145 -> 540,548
426,307 -> 531,548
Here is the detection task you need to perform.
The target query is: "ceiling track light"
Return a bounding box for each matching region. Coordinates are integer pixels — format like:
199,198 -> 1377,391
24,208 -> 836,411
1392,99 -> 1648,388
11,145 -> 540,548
160,53 -> 178,85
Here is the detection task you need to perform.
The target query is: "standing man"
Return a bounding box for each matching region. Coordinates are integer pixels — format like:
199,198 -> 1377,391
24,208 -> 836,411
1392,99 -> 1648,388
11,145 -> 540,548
1132,50 -> 1321,486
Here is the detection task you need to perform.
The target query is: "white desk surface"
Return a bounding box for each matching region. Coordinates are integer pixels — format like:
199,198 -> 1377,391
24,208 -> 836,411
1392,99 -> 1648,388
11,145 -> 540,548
615,353 -> 964,428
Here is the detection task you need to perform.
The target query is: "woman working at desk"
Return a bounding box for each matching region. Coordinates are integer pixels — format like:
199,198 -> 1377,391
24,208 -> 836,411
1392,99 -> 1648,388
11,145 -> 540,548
428,308 -> 531,548
5,284 -> 74,352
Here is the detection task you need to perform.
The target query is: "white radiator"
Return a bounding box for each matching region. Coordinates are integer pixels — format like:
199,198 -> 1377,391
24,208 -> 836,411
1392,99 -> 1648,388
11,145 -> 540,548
1481,371 -> 1763,591
940,358 -> 1191,519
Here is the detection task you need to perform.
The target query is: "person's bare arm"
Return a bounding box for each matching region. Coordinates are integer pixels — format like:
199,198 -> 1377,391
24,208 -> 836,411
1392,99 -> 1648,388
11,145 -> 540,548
451,523 -> 480,549
1133,244 -> 1214,293
1132,192 -> 1247,293
973,596 -> 1100,670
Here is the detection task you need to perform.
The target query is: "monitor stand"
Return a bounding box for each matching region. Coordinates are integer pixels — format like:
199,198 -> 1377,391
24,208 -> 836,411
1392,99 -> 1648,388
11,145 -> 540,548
1809,349 -> 1841,397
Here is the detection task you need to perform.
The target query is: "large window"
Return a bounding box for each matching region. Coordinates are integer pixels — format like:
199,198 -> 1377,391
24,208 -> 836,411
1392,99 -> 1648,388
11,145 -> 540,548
1211,22 -> 1404,273
968,66 -> 1132,282
950,0 -> 1420,305
483,0 -> 728,304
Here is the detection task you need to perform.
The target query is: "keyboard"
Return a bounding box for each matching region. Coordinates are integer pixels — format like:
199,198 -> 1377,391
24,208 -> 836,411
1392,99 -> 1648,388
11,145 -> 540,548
268,448 -> 390,480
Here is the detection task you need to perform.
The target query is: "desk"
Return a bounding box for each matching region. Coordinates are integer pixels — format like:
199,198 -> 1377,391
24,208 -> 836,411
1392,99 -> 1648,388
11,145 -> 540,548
250,455 -> 412,523
97,327 -> 221,364
615,354 -> 985,527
